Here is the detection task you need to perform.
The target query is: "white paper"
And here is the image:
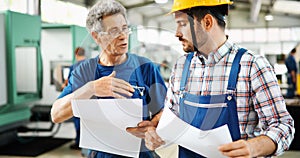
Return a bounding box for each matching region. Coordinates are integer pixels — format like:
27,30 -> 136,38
157,107 -> 232,158
71,99 -> 143,158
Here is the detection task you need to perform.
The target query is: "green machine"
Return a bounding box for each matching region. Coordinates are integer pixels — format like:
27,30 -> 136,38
37,24 -> 139,106
128,25 -> 139,51
0,11 -> 42,141
38,24 -> 96,105
42,24 -> 95,62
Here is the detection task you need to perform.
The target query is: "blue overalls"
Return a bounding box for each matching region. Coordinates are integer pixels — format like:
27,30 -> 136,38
85,55 -> 161,158
178,48 -> 247,158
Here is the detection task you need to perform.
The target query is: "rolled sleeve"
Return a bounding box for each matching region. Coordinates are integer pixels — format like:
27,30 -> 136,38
262,111 -> 295,155
251,56 -> 295,156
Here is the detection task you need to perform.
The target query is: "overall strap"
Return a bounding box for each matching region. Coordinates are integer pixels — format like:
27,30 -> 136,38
227,48 -> 247,91
180,53 -> 194,92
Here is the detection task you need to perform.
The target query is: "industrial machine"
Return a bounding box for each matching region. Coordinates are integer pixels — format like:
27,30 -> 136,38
0,11 -> 42,144
0,13 -> 98,144
0,14 -> 140,142
36,24 -> 96,106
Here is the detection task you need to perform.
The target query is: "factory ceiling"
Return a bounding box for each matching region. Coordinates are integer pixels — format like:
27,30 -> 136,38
60,0 -> 300,27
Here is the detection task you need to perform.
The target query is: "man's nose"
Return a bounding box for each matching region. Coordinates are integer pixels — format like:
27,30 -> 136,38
175,30 -> 182,38
117,32 -> 126,39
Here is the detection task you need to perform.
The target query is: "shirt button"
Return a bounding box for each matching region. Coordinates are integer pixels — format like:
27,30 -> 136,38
227,96 -> 232,101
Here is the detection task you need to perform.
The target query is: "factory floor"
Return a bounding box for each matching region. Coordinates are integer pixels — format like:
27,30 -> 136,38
0,122 -> 299,158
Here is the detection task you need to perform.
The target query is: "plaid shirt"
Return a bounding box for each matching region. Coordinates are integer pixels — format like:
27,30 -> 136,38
166,40 -> 294,156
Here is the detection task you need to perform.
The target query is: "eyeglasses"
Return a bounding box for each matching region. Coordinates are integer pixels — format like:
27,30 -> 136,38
98,26 -> 132,38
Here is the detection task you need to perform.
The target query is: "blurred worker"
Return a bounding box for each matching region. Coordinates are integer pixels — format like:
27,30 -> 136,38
61,47 -> 86,90
61,47 -> 86,150
51,0 -> 166,157
159,60 -> 171,82
144,0 -> 294,157
285,48 -> 298,98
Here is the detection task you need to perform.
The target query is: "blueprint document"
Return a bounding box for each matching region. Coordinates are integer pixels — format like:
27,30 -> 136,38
156,107 -> 233,158
71,99 -> 143,158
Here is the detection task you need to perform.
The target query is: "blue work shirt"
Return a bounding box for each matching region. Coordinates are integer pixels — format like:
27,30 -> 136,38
285,54 -> 298,74
58,53 -> 167,157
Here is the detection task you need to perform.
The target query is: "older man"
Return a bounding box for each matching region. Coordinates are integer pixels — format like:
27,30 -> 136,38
51,0 -> 166,157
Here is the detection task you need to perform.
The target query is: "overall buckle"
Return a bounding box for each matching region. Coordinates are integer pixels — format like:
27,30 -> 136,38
227,89 -> 235,101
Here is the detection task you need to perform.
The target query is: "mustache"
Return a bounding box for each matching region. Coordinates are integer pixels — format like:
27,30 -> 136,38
178,37 -> 184,41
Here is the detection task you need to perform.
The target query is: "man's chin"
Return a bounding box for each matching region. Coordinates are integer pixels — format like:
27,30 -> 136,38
114,50 -> 127,55
183,48 -> 194,53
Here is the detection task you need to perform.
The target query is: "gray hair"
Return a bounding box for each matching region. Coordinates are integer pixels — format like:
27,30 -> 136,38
86,0 -> 127,33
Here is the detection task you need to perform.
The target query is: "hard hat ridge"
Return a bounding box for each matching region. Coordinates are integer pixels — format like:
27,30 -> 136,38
170,0 -> 233,13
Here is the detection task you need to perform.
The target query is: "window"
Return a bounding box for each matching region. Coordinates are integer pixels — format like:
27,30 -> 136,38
267,28 -> 279,42
41,0 -> 87,26
228,29 -> 242,43
0,0 -> 27,13
280,28 -> 291,41
254,28 -> 267,42
242,29 -> 254,42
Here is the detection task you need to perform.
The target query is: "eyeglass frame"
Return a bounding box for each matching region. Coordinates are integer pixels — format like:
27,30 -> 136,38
97,26 -> 132,38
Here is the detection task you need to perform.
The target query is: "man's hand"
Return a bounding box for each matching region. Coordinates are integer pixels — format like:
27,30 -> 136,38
126,110 -> 165,150
218,136 -> 276,158
144,126 -> 165,150
218,139 -> 253,158
92,71 -> 135,98
126,121 -> 156,139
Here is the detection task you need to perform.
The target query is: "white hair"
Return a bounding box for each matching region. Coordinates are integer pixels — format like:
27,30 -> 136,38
86,0 -> 127,33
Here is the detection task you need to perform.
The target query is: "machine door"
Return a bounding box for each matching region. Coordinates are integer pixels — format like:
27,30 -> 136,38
0,13 -> 7,107
5,11 -> 42,105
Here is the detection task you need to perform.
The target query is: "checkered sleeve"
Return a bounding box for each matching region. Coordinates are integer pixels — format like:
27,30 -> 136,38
165,59 -> 181,116
250,55 -> 295,156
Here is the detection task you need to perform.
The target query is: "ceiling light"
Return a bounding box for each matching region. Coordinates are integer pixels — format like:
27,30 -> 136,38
155,0 -> 168,4
264,14 -> 274,21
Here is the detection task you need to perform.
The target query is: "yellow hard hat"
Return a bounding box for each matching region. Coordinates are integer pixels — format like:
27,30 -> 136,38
170,0 -> 233,13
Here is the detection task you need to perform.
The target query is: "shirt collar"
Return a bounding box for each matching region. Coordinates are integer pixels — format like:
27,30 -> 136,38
205,40 -> 234,65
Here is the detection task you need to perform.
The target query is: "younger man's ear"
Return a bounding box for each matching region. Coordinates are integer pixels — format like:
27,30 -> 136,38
203,14 -> 213,30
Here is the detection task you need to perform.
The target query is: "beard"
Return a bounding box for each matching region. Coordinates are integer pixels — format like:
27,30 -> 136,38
183,45 -> 194,53
179,37 -> 194,53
